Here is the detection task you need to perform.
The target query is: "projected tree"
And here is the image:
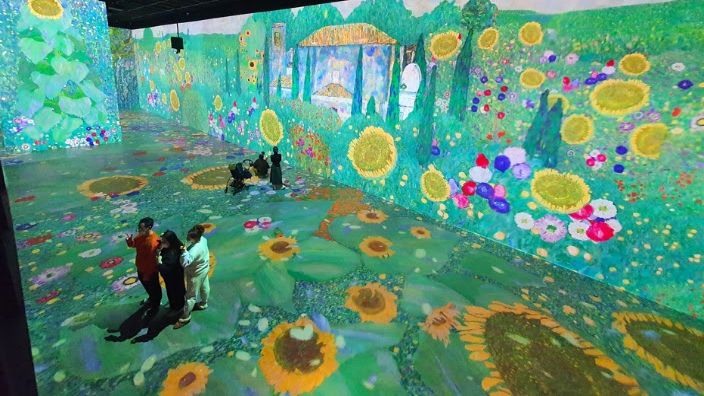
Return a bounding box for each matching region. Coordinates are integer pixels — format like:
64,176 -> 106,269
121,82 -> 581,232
351,47 -> 364,116
386,45 -> 400,126
417,65 -> 438,166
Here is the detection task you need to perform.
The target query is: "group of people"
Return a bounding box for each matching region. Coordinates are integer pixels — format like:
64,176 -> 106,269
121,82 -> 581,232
228,146 -> 284,193
125,217 -> 210,330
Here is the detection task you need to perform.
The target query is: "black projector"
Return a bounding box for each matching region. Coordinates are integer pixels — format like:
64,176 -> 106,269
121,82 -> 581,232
171,36 -> 183,53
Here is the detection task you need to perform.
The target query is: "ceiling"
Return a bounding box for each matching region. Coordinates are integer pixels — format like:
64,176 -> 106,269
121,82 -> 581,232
101,0 -> 341,30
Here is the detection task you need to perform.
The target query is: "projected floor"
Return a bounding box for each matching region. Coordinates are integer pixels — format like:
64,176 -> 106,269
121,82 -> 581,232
4,112 -> 703,395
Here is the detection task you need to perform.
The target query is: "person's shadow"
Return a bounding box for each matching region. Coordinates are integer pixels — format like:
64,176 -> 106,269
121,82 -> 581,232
104,304 -> 182,343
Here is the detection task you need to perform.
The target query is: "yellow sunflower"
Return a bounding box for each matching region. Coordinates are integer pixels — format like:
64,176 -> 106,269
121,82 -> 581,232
77,175 -> 148,198
530,169 -> 591,213
260,109 -> 283,146
520,68 -> 546,89
149,80 -> 156,91
178,57 -> 186,71
185,71 -> 192,85
159,362 -> 211,396
28,0 -> 63,19
619,53 -> 650,76
359,236 -> 395,258
560,114 -> 594,144
420,165 -> 450,202
630,123 -> 668,159
458,302 -> 643,395
181,166 -> 230,190
518,22 -> 543,46
429,31 -> 462,60
259,317 -> 338,396
477,27 -> 499,50
213,95 -> 223,111
345,282 -> 398,323
347,126 -> 397,179
170,89 -> 180,112
419,303 -> 460,346
258,235 -> 300,261
356,209 -> 388,224
590,79 -> 650,117
410,226 -> 432,239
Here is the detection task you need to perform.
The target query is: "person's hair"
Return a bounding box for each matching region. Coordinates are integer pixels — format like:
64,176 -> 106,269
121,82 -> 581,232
273,146 -> 278,153
187,224 -> 205,241
161,230 -> 183,250
258,152 -> 264,159
139,217 -> 154,229
235,162 -> 244,172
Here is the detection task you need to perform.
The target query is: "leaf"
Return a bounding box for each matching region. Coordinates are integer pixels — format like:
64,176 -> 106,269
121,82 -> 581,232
19,38 -> 52,64
206,356 -> 270,395
287,237 -> 360,281
33,107 -> 62,133
458,250 -> 544,288
310,371 -> 352,396
435,273 -> 521,307
51,55 -> 89,83
59,95 -> 91,118
337,351 -> 404,394
16,87 -> 44,117
55,35 -> 75,56
30,72 -> 69,99
400,274 -> 469,317
80,80 -> 108,103
414,332 -> 487,396
235,262 -> 295,308
331,322 -> 405,363
53,116 -> 83,142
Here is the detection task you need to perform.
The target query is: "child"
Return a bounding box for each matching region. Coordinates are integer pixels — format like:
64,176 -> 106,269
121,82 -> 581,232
126,217 -> 161,309
175,225 -> 210,329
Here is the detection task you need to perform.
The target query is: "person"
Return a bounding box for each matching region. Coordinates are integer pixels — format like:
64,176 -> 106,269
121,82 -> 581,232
270,146 -> 283,190
158,231 -> 186,312
175,225 -> 210,329
253,152 -> 270,178
227,163 -> 252,194
126,217 -> 161,309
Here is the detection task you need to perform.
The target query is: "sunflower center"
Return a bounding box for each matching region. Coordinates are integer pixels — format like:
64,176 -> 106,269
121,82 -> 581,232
417,229 -> 426,235
273,331 -> 323,373
366,212 -> 379,219
432,315 -> 448,326
353,288 -> 386,314
178,372 -> 197,388
270,241 -> 292,254
368,240 -> 388,252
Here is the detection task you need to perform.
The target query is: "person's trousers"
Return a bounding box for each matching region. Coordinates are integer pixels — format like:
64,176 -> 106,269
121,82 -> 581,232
138,272 -> 162,307
180,266 -> 210,322
160,267 -> 185,311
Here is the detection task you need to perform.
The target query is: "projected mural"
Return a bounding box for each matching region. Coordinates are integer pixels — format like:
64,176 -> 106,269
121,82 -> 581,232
110,27 -> 139,111
0,0 -> 121,151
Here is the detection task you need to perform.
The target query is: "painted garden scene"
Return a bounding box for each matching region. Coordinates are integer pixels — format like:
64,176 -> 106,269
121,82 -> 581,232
0,0 -> 703,395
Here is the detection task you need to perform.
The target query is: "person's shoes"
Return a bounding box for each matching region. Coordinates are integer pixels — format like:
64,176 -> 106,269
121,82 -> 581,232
193,304 -> 208,311
173,319 -> 190,329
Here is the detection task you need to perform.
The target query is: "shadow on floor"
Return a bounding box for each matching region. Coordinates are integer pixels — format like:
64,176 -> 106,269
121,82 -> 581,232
104,304 -> 182,344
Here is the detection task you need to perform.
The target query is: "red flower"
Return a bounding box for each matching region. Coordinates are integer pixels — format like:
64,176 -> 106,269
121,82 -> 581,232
475,153 -> 490,168
586,221 -> 614,242
37,290 -> 60,304
569,204 -> 594,220
100,257 -> 124,269
462,181 -> 477,196
153,171 -> 165,176
244,220 -> 258,229
15,195 -> 36,203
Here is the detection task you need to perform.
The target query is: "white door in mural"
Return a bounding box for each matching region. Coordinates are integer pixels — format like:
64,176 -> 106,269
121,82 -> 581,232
400,63 -> 421,120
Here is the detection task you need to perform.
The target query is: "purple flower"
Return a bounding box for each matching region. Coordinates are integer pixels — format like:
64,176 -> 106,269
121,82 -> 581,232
508,92 -> 519,103
535,215 -> 567,243
619,122 -> 636,132
523,99 -> 535,109
512,163 -> 532,180
31,264 -> 71,286
646,111 -> 661,122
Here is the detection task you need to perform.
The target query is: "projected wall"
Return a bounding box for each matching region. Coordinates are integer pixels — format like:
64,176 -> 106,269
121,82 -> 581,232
0,0 -> 121,152
130,0 -> 704,316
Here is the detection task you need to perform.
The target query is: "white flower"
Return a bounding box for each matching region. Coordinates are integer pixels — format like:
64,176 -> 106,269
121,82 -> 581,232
514,212 -> 534,230
568,221 -> 590,241
503,147 -> 526,165
590,199 -> 617,219
606,218 -> 622,233
671,62 -> 685,72
79,248 -> 102,258
602,66 -> 616,75
469,166 -> 492,183
589,149 -> 601,158
543,50 -> 555,58
21,143 -> 31,151
514,65 -> 523,73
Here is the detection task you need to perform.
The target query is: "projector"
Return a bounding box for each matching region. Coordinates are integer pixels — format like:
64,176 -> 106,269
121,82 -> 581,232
171,36 -> 183,53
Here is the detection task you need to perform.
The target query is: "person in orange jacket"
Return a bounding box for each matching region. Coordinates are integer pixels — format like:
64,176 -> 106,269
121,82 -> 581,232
126,217 -> 162,309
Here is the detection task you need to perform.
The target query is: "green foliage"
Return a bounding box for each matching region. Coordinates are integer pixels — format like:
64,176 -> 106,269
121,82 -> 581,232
366,96 -> 377,116
541,100 -> 564,168
234,43 -> 242,95
291,48 -> 300,99
417,65 -> 437,166
263,33 -> 271,106
346,0 -> 416,44
461,0 -> 499,32
352,47 -> 364,116
386,46 -> 400,126
303,49 -> 312,103
523,90 -> 549,158
288,4 -> 344,47
276,74 -> 282,97
413,34 -> 427,112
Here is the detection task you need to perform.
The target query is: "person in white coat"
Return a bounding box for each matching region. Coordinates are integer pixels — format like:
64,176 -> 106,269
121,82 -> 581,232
174,225 -> 210,329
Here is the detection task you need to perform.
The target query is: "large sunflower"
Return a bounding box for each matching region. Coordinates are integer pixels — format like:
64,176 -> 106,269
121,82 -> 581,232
429,31 -> 462,60
560,114 -> 594,144
356,209 -> 388,224
590,79 -> 650,117
77,175 -> 148,198
630,123 -> 668,159
259,317 -> 338,395
258,235 -> 300,261
347,126 -> 397,179
260,109 -> 283,146
359,236 -> 395,258
160,362 -> 211,396
419,303 -> 459,346
28,0 -> 63,19
410,226 -> 432,239
345,282 -> 398,323
518,22 -> 543,46
420,165 -> 450,202
181,166 -> 230,190
459,302 -> 643,395
530,169 -> 591,213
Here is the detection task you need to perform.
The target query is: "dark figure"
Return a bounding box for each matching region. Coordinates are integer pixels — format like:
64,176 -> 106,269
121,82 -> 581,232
125,217 -> 161,309
227,162 -> 252,194
158,231 -> 186,312
270,146 -> 283,189
253,152 -> 270,178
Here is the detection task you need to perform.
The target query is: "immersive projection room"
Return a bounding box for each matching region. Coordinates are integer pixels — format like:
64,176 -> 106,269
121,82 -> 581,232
0,0 -> 703,394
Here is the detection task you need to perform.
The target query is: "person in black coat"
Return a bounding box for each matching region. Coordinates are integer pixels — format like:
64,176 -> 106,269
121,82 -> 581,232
253,152 -> 270,178
270,146 -> 283,189
158,230 -> 186,312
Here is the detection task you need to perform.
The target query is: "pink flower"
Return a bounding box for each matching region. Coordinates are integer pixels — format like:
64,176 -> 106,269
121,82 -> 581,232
586,221 -> 614,242
569,204 -> 594,220
452,193 -> 469,209
546,70 -> 557,79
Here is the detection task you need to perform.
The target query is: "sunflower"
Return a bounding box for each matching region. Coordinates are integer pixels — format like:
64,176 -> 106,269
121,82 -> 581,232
518,22 -> 543,46
619,53 -> 650,76
161,93 -> 167,104
560,114 -> 594,144
160,362 -> 211,396
248,60 -> 258,70
420,165 -> 450,202
356,209 -> 388,224
458,302 -> 643,395
347,126 -> 397,179
207,252 -> 217,278
259,317 -> 338,396
520,68 -> 546,89
149,80 -> 156,91
477,27 -> 499,50
531,169 -> 591,214
213,95 -> 223,111
77,175 -> 148,198
590,79 -> 650,117
612,311 -> 704,392
429,31 -> 461,60
178,57 -> 186,71
410,226 -> 432,239
359,236 -> 395,258
258,235 -> 300,261
181,166 -> 230,190
419,303 -> 459,346
185,71 -> 192,85
170,89 -> 180,112
260,109 -> 283,146
345,282 -> 398,323
630,123 -> 668,159
28,0 -> 63,19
